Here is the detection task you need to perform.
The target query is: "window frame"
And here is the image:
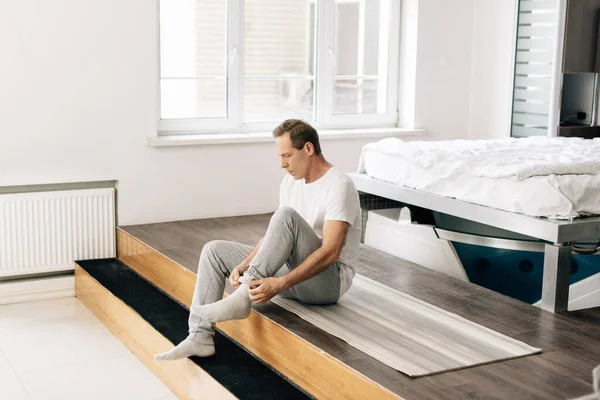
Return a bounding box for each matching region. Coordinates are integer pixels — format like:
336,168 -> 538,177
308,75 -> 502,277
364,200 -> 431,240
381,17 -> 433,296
157,0 -> 401,136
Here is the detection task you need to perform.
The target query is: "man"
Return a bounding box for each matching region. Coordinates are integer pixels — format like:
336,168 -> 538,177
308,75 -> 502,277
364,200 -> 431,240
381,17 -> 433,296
155,119 -> 361,361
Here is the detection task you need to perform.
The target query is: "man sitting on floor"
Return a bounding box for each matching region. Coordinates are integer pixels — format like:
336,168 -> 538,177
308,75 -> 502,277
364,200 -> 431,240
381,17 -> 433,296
155,119 -> 362,360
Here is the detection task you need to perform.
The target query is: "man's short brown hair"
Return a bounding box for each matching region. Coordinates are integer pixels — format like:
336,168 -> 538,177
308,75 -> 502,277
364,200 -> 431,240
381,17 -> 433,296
272,119 -> 322,156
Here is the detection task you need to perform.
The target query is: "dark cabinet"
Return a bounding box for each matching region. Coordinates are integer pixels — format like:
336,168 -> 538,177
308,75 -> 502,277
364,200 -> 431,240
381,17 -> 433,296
563,0 -> 600,72
558,125 -> 600,138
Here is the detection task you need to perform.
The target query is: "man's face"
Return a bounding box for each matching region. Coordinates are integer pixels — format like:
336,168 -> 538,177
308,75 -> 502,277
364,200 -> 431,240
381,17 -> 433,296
275,133 -> 311,180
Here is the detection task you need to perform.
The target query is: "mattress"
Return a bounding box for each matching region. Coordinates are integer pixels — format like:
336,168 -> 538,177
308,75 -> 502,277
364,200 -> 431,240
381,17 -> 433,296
357,137 -> 600,219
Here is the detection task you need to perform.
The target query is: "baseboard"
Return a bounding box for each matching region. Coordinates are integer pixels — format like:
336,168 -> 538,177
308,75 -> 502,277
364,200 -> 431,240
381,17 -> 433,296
0,264 -> 75,279
0,275 -> 75,306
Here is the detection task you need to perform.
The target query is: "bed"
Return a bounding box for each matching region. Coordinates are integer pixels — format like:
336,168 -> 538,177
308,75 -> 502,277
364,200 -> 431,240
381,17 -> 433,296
352,136 -> 600,312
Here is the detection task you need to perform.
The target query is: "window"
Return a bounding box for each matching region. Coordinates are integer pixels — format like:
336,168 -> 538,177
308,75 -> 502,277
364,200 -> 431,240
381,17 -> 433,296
158,0 -> 400,135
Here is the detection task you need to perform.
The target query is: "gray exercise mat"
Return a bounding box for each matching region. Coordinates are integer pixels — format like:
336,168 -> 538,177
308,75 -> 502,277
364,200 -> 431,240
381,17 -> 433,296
271,274 -> 541,377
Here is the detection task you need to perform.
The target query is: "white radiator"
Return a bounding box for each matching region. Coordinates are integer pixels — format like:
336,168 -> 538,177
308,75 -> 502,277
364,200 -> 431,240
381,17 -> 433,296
0,188 -> 116,277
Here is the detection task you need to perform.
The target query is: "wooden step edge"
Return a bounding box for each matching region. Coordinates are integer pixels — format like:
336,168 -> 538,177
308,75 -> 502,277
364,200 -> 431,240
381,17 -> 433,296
74,264 -> 237,400
117,228 -> 403,400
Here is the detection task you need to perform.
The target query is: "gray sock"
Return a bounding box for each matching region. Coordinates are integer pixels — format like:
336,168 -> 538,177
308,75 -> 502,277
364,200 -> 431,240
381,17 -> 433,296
191,284 -> 252,323
154,338 -> 215,361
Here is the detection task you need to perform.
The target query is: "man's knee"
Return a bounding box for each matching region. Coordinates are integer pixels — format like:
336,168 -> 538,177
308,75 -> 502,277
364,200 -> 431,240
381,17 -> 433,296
272,206 -> 300,224
200,240 -> 227,265
202,240 -> 226,254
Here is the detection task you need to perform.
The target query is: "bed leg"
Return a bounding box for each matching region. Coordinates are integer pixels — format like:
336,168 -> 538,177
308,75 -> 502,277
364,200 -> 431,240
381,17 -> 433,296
541,243 -> 571,312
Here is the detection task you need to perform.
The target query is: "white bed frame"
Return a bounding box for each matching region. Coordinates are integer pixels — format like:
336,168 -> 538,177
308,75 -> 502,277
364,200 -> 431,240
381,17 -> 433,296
351,173 -> 600,313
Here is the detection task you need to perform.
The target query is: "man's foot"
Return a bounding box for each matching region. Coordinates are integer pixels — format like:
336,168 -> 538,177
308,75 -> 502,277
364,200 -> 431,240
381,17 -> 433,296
191,284 -> 252,323
154,339 -> 215,361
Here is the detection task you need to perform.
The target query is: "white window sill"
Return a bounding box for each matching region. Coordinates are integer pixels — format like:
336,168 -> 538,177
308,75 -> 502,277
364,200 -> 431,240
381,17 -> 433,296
146,128 -> 427,147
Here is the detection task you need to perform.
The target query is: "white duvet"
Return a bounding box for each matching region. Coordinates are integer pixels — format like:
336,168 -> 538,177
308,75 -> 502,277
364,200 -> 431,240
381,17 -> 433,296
358,137 -> 600,219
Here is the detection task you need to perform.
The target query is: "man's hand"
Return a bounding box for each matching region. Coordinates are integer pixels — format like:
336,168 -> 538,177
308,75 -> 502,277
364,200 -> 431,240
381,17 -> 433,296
229,263 -> 249,288
248,277 -> 286,304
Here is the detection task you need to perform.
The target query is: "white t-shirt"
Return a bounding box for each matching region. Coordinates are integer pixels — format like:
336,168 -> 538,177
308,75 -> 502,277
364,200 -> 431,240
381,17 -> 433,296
279,166 -> 362,296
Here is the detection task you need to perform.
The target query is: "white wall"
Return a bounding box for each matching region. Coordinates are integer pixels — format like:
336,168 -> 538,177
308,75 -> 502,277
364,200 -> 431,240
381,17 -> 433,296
413,0 -> 475,141
468,0 -> 518,140
0,0 -> 495,225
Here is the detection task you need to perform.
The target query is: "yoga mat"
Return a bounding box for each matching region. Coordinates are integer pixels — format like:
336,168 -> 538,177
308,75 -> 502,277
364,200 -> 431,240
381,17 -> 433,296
272,274 -> 541,377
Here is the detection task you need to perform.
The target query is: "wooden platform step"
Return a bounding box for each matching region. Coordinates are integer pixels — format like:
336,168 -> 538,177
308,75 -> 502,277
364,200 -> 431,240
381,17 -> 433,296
117,228 -> 402,400
74,258 -> 312,400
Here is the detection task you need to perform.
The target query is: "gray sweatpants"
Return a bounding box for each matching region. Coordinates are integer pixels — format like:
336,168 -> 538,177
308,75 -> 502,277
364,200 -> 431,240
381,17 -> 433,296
188,207 -> 342,344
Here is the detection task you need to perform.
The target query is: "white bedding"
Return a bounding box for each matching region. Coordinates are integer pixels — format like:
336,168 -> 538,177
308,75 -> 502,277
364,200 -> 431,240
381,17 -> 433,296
357,137 -> 600,219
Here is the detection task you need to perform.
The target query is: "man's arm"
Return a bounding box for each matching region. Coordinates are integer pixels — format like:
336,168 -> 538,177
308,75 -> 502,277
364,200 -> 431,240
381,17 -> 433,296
280,220 -> 348,290
248,221 -> 349,303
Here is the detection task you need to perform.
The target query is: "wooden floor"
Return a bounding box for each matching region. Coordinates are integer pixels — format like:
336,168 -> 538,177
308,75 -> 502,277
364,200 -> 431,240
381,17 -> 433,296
121,214 -> 600,400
